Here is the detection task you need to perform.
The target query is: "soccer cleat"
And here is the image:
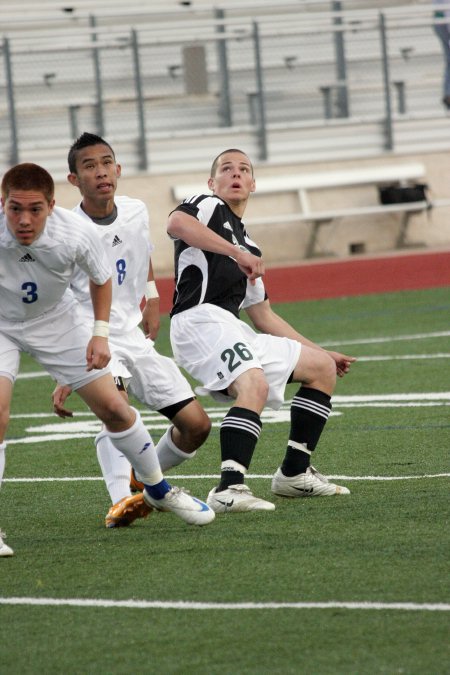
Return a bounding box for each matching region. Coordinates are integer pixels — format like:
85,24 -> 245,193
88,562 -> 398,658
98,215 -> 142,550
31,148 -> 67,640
206,484 -> 276,513
271,466 -> 350,497
143,486 -> 215,526
130,467 -> 144,493
105,494 -> 153,528
0,530 -> 14,557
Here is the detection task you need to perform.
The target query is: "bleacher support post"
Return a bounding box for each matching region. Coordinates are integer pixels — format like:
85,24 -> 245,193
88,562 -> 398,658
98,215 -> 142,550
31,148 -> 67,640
68,105 -> 80,140
252,21 -> 268,161
89,15 -> 105,137
3,37 -> 19,165
215,8 -> 232,127
332,1 -> 350,118
379,11 -> 394,150
131,29 -> 149,171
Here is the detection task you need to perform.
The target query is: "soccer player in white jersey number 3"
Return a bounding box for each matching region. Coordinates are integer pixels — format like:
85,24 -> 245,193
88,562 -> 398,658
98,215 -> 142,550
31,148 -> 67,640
51,132 -> 212,529
0,163 -> 214,556
168,149 -> 357,513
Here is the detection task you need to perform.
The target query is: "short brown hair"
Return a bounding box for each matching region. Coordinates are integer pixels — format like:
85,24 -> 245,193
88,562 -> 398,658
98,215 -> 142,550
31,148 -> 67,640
210,149 -> 253,177
1,163 -> 54,203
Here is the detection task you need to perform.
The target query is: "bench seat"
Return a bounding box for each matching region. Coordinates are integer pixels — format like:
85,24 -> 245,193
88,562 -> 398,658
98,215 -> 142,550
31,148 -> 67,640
171,162 -> 450,257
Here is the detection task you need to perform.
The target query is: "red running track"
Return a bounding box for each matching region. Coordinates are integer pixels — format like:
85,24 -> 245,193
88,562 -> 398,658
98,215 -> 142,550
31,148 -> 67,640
155,250 -> 450,314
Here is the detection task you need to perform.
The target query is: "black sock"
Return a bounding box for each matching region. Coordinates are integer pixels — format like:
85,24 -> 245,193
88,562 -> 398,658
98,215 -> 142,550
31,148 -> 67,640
281,386 -> 331,477
217,407 -> 262,491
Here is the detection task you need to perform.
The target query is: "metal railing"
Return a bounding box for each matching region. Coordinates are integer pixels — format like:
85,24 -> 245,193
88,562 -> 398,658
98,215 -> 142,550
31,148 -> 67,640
0,1 -> 446,176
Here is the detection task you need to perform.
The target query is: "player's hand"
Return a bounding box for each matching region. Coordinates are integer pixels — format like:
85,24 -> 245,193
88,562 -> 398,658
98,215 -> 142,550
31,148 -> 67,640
86,336 -> 111,371
235,249 -> 265,284
142,298 -> 161,340
327,351 -> 357,378
52,384 -> 74,418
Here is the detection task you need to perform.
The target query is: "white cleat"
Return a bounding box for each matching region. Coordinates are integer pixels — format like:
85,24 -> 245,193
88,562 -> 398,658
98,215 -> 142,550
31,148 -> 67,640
207,484 -> 276,513
143,486 -> 215,526
271,466 -> 350,497
0,530 -> 14,557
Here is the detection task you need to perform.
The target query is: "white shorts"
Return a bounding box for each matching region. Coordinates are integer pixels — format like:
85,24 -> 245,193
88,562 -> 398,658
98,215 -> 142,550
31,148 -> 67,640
0,295 -> 109,390
170,304 -> 301,410
108,326 -> 194,412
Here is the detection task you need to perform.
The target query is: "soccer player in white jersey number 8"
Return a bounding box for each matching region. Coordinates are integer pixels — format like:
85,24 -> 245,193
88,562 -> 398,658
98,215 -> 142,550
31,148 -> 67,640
0,163 -> 214,556
51,133 -> 212,529
168,149 -> 357,513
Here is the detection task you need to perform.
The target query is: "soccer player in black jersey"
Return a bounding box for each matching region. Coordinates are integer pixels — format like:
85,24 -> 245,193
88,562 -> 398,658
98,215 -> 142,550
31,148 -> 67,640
168,149 -> 356,512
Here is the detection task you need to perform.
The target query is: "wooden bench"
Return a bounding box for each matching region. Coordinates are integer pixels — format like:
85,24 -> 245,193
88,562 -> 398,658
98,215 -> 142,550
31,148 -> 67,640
172,162 -> 450,257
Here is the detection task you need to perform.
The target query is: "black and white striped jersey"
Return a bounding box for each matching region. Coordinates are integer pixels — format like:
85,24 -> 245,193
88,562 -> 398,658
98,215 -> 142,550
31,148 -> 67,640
170,194 -> 265,318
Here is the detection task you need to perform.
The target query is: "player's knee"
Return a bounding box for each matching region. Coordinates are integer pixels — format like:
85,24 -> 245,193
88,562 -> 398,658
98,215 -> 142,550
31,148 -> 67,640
96,393 -> 134,428
200,416 -> 212,443
317,352 -> 337,390
232,369 -> 269,406
195,412 -> 212,444
187,424 -> 210,450
0,402 -> 10,437
0,401 -> 10,420
177,407 -> 211,449
255,377 -> 270,402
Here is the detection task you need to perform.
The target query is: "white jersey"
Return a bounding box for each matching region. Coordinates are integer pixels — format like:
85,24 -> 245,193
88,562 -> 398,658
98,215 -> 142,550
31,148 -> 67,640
70,196 -> 153,333
0,204 -> 111,321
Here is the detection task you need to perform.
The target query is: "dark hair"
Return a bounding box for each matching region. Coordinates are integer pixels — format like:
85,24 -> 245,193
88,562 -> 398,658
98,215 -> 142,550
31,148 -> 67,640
1,163 -> 54,203
210,148 -> 253,177
67,132 -> 115,173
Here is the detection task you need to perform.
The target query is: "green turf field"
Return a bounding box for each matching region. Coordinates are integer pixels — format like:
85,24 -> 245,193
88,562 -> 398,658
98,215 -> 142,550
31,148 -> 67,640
1,287 -> 449,674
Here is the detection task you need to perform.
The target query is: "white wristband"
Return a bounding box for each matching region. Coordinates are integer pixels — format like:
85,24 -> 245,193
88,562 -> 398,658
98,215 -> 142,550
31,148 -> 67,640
145,280 -> 159,300
92,320 -> 109,338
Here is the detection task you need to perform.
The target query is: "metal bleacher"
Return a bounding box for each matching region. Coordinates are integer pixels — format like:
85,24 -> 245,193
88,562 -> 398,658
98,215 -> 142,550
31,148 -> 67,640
1,0 -> 448,179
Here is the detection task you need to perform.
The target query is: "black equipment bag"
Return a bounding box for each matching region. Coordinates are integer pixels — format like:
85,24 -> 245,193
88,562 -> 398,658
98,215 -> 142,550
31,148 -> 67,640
378,182 -> 430,205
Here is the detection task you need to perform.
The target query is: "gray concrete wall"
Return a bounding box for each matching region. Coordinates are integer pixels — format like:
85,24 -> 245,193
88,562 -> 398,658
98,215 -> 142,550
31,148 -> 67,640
54,150 -> 450,276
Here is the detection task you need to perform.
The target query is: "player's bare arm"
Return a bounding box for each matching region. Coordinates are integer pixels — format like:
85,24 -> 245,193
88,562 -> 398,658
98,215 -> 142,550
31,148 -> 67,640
87,278 -> 112,371
167,210 -> 264,280
141,260 -> 160,340
246,299 -> 356,377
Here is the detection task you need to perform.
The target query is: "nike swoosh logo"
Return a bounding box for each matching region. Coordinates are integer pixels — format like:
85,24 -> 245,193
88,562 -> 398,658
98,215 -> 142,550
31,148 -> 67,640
292,487 -> 314,494
216,499 -> 234,508
192,498 -> 212,511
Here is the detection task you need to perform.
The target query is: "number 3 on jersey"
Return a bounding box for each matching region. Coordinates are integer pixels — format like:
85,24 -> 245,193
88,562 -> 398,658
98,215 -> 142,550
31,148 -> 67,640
116,258 -> 126,285
21,281 -> 38,303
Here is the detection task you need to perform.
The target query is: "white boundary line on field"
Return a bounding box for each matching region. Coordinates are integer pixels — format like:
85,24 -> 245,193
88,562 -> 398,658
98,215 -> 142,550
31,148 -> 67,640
3,472 -> 449,483
356,353 -> 450,361
14,329 -> 450,381
321,330 -> 450,347
14,352 -> 450,382
0,597 -> 448,611
14,351 -> 450,381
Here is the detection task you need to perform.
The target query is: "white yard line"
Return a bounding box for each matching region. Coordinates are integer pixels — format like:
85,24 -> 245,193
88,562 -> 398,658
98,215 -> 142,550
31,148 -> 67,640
3,473 -> 449,483
0,597 -> 448,612
16,350 -> 450,382
9,391 -> 450,420
321,330 -> 450,347
14,329 -> 450,381
357,353 -> 450,361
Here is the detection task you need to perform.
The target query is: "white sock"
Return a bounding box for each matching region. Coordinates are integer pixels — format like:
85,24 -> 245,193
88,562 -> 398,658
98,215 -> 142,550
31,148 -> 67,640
0,442 -> 6,489
156,426 -> 196,472
95,431 -> 132,505
107,408 -> 164,486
